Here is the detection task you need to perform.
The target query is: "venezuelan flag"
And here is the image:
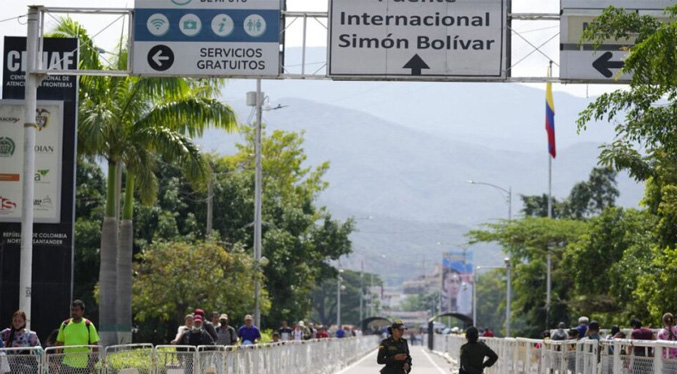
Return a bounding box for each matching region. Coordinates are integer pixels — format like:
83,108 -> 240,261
545,80 -> 556,158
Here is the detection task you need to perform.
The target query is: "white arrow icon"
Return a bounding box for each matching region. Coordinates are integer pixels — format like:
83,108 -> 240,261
152,50 -> 170,66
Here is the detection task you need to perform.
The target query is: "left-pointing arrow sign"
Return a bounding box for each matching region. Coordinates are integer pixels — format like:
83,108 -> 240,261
147,45 -> 175,72
592,51 -> 624,78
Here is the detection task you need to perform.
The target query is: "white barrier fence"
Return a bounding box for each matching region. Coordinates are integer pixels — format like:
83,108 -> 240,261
0,336 -> 379,374
432,334 -> 677,374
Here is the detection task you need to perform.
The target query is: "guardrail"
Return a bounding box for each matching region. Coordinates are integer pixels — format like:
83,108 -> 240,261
431,334 -> 677,374
0,336 -> 380,374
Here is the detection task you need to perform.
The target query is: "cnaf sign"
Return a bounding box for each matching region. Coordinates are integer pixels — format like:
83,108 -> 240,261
5,50 -> 76,73
1,36 -> 78,343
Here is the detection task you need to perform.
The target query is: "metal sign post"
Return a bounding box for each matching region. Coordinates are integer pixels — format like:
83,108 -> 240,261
19,6 -> 42,328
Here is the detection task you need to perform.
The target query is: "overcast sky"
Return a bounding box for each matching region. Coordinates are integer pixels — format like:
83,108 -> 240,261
0,0 -> 621,97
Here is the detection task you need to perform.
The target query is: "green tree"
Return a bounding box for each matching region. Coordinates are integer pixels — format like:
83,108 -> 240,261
564,168 -> 619,219
475,270 -> 507,336
73,157 -> 107,321
218,128 -> 354,327
310,270 -> 382,326
400,291 -> 439,314
50,19 -> 237,345
577,5 -> 677,324
562,207 -> 656,326
520,195 -> 567,218
133,240 -> 264,343
125,128 -> 354,329
467,217 -> 588,337
521,167 -> 618,219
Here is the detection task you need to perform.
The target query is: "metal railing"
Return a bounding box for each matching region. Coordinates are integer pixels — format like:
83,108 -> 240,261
431,334 -> 677,374
0,336 -> 379,374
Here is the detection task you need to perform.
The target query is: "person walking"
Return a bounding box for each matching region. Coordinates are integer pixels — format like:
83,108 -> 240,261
171,314 -> 193,344
576,316 -> 589,340
1,310 -> 41,374
215,314 -> 238,346
237,315 -> 261,345
1,310 -> 41,349
630,318 -> 656,357
377,321 -> 412,374
551,322 -> 568,341
177,315 -> 214,346
279,320 -> 292,341
459,327 -> 498,374
193,309 -> 218,342
657,313 -> 677,359
55,300 -> 100,374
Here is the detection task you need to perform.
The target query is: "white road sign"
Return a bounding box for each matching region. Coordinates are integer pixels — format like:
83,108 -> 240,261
133,0 -> 281,77
560,0 -> 676,82
328,0 -> 507,80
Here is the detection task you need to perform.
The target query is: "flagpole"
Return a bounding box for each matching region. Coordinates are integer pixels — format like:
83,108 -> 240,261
546,60 -> 553,330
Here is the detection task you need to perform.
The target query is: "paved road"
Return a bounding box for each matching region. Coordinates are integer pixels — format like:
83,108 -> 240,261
337,345 -> 455,374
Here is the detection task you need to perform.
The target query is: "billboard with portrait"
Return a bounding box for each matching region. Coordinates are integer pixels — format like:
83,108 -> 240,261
442,251 -> 473,316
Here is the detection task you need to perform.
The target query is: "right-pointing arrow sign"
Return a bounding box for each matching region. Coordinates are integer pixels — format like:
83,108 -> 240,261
592,51 -> 624,78
403,54 -> 430,76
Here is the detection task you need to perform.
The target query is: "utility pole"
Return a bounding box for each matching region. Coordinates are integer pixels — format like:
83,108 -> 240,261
246,80 -> 264,328
359,260 -> 364,322
206,177 -> 213,236
506,257 -> 511,337
337,273 -> 342,327
20,6 -> 43,328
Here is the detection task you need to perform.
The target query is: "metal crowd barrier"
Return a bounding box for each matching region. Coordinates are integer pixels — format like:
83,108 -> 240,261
0,347 -> 42,374
0,336 -> 379,374
431,334 -> 677,374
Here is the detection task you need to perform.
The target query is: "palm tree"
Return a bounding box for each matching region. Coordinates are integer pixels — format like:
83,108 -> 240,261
50,19 -> 237,345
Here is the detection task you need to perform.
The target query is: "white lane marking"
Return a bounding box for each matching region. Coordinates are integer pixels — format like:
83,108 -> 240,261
421,347 -> 449,374
335,348 -> 379,374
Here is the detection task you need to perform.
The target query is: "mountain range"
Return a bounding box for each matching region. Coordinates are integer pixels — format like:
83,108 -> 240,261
196,48 -> 643,285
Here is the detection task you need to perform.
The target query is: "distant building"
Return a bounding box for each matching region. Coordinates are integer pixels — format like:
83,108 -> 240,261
381,288 -> 406,310
402,265 -> 442,295
382,310 -> 429,329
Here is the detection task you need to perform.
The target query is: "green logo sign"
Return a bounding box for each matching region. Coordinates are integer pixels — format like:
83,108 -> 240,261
0,137 -> 16,157
35,169 -> 50,182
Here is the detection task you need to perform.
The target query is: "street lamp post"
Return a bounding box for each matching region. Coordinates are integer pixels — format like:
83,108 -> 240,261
359,261 -> 364,322
505,257 -> 511,337
337,268 -> 345,327
468,180 -> 513,337
246,81 -> 264,328
467,180 -> 511,221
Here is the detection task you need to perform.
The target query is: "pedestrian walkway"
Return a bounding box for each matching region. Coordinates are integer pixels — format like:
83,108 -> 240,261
336,345 -> 454,374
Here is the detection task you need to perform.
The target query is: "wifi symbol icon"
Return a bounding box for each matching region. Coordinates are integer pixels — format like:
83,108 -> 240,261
147,14 -> 170,36
151,19 -> 166,29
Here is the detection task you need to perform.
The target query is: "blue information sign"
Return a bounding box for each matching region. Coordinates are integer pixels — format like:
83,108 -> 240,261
133,0 -> 281,77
